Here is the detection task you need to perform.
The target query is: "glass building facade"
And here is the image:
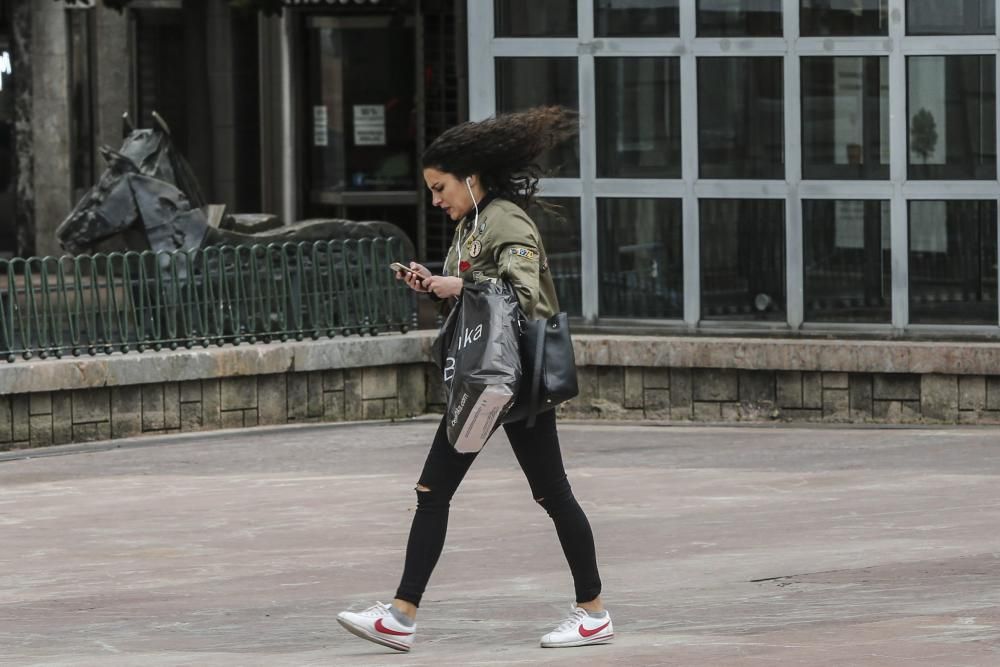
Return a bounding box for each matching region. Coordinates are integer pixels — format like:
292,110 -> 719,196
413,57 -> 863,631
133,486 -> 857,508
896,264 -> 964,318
469,0 -> 1000,333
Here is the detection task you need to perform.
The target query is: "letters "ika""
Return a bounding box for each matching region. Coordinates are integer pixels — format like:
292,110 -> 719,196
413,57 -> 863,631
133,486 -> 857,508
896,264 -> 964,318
443,324 -> 484,382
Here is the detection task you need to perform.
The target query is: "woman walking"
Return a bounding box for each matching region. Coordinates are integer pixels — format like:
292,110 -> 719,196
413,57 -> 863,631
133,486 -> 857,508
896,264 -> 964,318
337,107 -> 612,652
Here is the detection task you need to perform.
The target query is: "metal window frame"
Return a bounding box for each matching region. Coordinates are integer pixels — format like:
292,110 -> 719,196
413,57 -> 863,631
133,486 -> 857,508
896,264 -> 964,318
468,0 -> 1000,335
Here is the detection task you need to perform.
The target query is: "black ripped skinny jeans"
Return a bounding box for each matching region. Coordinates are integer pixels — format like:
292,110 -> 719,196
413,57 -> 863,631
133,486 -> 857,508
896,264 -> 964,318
394,409 -> 602,607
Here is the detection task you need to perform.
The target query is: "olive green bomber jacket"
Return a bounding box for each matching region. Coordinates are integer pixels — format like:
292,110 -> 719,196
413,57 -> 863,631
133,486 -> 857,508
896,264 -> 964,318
442,197 -> 560,320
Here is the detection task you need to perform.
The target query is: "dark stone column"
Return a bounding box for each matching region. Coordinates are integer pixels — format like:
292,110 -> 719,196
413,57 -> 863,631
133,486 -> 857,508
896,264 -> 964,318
28,0 -> 70,258
12,0 -> 33,257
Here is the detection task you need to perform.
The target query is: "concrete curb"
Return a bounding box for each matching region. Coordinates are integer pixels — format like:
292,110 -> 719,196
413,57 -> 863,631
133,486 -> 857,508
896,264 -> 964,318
5,332 -> 1000,395
573,335 -> 1000,374
0,332 -> 437,395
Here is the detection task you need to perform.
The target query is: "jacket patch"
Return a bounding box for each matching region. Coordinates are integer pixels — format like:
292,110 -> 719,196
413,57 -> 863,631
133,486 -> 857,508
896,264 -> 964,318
470,240 -> 482,258
508,247 -> 539,261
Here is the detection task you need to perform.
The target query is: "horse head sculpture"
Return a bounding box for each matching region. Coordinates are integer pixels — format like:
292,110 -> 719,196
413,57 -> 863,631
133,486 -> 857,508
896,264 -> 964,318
57,112 -> 415,260
56,112 -> 209,255
113,112 -> 206,210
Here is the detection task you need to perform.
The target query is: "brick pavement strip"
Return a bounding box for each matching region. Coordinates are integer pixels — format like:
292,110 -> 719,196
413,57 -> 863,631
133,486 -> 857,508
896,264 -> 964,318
2,420 -> 1000,666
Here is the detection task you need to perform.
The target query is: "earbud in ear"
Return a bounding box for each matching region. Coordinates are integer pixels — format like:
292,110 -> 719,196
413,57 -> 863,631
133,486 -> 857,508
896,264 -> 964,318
465,177 -> 472,185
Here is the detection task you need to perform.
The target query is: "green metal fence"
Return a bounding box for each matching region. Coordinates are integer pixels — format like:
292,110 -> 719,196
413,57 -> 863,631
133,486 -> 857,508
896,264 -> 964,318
0,239 -> 415,362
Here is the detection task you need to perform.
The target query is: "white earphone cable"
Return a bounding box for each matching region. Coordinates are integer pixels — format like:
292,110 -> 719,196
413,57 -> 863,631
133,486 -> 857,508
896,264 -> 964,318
455,177 -> 480,272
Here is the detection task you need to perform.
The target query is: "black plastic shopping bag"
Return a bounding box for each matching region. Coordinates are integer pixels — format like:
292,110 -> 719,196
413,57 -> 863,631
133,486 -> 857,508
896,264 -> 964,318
433,281 -> 522,452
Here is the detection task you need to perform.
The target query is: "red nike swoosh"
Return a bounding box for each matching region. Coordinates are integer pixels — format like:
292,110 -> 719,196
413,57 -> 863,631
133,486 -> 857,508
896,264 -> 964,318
374,618 -> 413,637
579,620 -> 611,638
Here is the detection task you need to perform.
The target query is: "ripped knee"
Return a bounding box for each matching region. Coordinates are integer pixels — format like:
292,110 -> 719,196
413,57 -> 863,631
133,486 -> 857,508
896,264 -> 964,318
413,482 -> 450,511
533,485 -> 575,514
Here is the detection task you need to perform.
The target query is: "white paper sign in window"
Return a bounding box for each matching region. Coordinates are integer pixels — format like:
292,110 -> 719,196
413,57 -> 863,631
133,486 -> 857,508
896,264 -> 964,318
353,105 -> 386,146
312,105 -> 328,147
0,51 -> 11,92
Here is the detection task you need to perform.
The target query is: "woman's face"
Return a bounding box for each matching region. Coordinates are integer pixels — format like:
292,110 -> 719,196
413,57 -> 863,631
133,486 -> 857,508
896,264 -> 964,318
423,167 -> 477,221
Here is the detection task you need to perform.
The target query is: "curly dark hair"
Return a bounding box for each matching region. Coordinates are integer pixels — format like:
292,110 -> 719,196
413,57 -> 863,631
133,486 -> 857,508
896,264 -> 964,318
421,106 -> 578,210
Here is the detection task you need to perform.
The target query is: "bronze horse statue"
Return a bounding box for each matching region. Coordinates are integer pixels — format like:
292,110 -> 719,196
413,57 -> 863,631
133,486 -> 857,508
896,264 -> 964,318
56,112 -> 415,260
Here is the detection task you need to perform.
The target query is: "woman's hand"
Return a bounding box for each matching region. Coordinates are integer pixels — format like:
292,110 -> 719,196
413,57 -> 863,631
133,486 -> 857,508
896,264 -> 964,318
421,276 -> 464,300
397,262 -> 432,293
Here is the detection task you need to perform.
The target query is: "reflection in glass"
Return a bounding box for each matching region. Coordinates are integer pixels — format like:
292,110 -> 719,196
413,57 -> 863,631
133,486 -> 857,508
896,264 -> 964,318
909,201 -> 998,325
802,57 -> 889,180
803,200 -> 891,323
699,57 -> 784,179
907,0 -> 995,35
595,0 -> 679,37
495,0 -> 577,37
496,58 -> 580,177
700,199 -> 786,321
907,56 -> 996,180
527,198 -> 582,317
800,0 -> 887,36
598,198 -> 683,319
697,0 -> 782,36
596,58 -> 681,178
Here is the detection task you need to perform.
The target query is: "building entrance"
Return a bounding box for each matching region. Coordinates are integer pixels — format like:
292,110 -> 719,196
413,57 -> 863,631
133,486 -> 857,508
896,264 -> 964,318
303,13 -> 418,247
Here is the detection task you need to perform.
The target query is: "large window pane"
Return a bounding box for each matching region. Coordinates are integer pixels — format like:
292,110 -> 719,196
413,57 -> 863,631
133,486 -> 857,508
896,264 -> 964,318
907,56 -> 996,180
909,201 -> 998,325
495,0 -> 577,37
596,0 -> 679,37
802,57 -> 889,180
496,58 -> 579,177
803,200 -> 891,323
800,0 -> 888,36
596,57 -> 681,178
697,0 -> 782,36
699,57 -> 784,179
598,198 -> 683,319
527,198 -> 582,317
907,0 -> 995,35
701,199 -> 786,321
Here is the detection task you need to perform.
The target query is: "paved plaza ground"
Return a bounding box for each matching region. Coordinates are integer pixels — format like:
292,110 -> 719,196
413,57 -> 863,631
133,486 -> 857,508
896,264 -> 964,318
2,418 -> 1000,666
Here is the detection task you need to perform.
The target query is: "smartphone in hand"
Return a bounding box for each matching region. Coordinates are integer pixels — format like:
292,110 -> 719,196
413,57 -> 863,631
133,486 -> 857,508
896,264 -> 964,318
390,262 -> 421,278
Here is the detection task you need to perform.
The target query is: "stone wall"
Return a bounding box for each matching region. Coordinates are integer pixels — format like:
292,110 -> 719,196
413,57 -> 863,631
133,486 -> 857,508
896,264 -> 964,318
424,335 -> 1000,424
0,366 -> 426,449
4,332 -> 1000,450
555,368 -> 1000,425
0,333 -> 433,450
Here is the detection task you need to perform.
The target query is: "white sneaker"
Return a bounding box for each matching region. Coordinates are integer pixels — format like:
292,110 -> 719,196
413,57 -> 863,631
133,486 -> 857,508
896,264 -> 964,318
336,601 -> 415,652
540,606 -> 614,648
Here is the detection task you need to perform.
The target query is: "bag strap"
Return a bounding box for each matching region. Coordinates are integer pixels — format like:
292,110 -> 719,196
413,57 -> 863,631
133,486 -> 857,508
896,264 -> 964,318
526,318 -> 546,429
